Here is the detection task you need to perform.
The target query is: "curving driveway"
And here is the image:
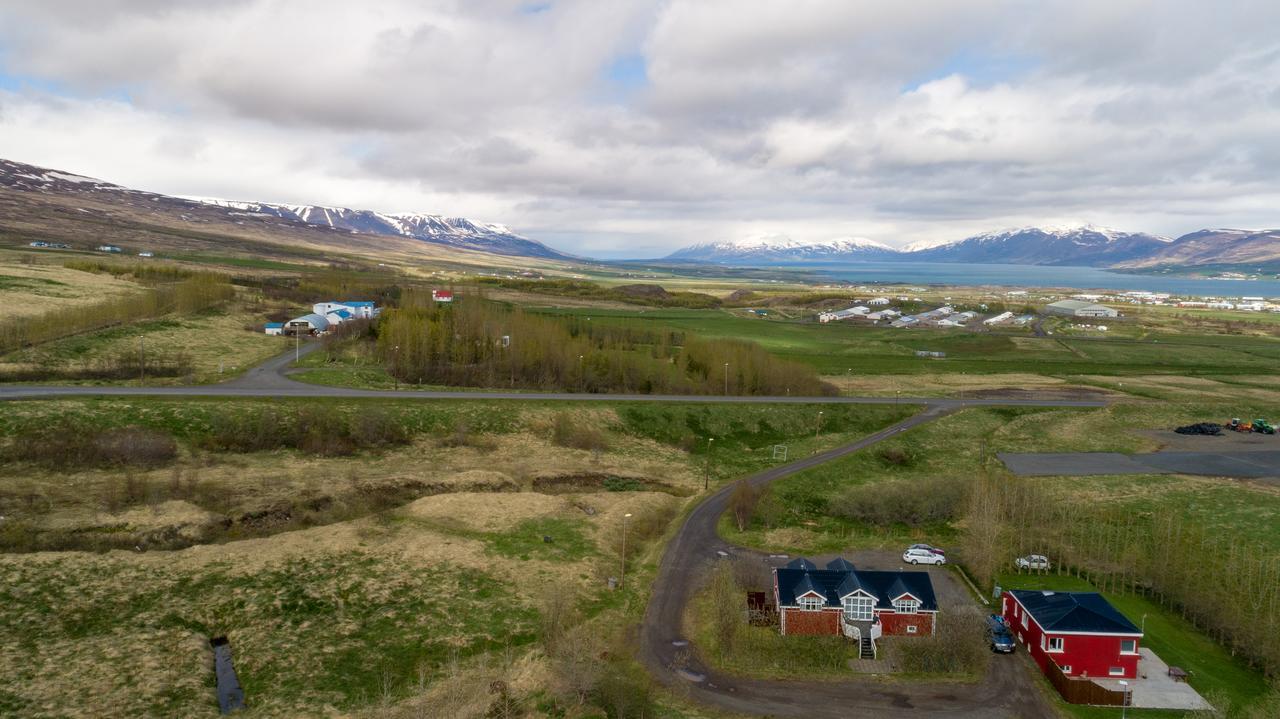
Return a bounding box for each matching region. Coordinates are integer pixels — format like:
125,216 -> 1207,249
637,406 -> 1058,718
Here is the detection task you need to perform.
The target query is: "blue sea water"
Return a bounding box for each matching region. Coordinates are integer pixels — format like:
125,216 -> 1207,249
778,261 -> 1280,298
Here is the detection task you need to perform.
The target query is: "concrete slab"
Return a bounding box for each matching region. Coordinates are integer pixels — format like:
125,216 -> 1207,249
999,450 -> 1280,480
1091,649 -> 1210,711
997,452 -> 1152,476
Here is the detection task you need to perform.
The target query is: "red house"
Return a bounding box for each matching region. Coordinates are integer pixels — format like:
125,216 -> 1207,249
1002,589 -> 1143,680
432,290 -> 454,303
772,558 -> 938,648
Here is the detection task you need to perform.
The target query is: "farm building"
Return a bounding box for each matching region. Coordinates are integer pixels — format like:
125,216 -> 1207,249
984,311 -> 1015,325
1044,300 -> 1119,318
773,557 -> 938,655
285,313 -> 330,335
313,301 -> 380,319
818,306 -> 869,323
868,297 -> 891,306
432,290 -> 454,303
95,245 -> 123,253
263,322 -> 284,336
1002,590 -> 1142,680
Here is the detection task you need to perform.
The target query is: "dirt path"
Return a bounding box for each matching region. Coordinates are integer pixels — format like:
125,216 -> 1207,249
637,407 -> 1058,718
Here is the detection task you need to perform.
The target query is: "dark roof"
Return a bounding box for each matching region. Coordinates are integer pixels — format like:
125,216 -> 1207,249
1008,590 -> 1141,635
774,558 -> 938,611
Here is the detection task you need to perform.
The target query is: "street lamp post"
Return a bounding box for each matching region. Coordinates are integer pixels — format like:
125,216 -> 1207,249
1119,680 -> 1129,718
704,437 -> 715,491
815,410 -> 824,441
621,512 -> 632,588
723,362 -> 729,395
393,345 -> 400,391
138,335 -> 145,386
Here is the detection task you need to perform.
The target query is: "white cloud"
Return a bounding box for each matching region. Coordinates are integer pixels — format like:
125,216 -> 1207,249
0,0 -> 1278,257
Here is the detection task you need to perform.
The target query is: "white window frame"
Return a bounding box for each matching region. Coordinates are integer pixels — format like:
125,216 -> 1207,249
1060,665 -> 1072,675
842,595 -> 874,621
906,625 -> 918,634
798,596 -> 823,612
892,598 -> 920,614
1046,636 -> 1064,653
1109,667 -> 1125,677
1120,639 -> 1138,655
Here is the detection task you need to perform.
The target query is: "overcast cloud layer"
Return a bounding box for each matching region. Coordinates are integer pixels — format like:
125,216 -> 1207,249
1,0 -> 1278,258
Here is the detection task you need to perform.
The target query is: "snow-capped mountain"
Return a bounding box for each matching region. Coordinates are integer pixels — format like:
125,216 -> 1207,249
0,157 -> 572,261
902,225 -> 1173,267
188,198 -> 570,259
665,234 -> 898,262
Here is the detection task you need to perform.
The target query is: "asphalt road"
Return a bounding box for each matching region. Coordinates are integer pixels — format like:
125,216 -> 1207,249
1001,450 -> 1280,479
637,406 -> 1057,718
0,344 -> 1110,408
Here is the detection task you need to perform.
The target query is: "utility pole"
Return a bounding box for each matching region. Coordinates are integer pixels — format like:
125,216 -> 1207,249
620,513 -> 632,588
723,362 -> 729,395
138,335 -> 145,386
704,437 -> 715,491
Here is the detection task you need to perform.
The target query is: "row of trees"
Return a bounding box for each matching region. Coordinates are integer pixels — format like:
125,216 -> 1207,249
373,291 -> 832,395
0,273 -> 234,352
961,474 -> 1280,677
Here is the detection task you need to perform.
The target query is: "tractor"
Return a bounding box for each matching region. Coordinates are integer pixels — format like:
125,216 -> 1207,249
1228,418 -> 1252,432
1253,419 -> 1276,435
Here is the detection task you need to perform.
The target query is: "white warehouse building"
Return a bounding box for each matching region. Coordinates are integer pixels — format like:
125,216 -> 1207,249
1044,300 -> 1119,318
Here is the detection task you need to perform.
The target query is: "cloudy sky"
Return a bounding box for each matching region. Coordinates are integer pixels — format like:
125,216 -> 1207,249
1,1 -> 1278,258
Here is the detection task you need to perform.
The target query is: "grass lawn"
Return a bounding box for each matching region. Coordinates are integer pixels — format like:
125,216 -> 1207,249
996,572 -> 1272,718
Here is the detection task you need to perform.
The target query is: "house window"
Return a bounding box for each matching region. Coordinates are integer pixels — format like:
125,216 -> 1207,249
842,595 -> 874,621
1047,637 -> 1064,653
906,625 -> 918,634
1061,665 -> 1072,675
798,596 -> 823,612
1109,667 -> 1125,677
892,598 -> 920,614
1021,613 -> 1028,629
1121,640 -> 1137,655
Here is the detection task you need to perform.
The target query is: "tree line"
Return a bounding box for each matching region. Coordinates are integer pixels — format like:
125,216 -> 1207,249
0,273 -> 234,353
961,473 -> 1280,678
373,290 -> 832,395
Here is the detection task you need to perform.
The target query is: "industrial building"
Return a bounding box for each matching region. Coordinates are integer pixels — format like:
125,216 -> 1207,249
1044,300 -> 1118,318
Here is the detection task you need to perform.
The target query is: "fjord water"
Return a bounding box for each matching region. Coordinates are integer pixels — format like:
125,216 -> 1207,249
787,261 -> 1280,297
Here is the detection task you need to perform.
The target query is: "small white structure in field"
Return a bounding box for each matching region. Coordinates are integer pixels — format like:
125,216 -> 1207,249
869,297 -> 891,306
264,322 -> 284,336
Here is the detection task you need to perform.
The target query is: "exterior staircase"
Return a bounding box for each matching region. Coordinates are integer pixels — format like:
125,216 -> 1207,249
860,634 -> 875,659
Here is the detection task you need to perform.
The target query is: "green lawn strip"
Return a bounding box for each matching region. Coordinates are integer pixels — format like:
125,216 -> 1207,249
996,573 -> 1270,716
403,516 -> 596,563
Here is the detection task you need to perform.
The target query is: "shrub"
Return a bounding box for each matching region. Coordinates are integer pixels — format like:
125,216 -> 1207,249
2,421 -> 176,469
551,412 -> 610,451
886,606 -> 988,675
876,447 -> 917,467
829,476 -> 969,527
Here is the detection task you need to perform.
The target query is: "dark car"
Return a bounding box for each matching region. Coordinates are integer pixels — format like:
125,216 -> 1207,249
987,614 -> 1016,653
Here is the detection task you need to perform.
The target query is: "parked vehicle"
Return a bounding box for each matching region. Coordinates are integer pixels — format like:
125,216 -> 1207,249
1015,554 -> 1051,570
986,615 -> 1016,653
907,543 -> 946,556
902,548 -> 946,565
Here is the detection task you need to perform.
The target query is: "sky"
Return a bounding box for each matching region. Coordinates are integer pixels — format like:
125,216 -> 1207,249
1,1 -> 1278,259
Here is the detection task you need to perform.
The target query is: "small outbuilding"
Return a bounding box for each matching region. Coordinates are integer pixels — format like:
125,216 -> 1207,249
263,322 -> 284,336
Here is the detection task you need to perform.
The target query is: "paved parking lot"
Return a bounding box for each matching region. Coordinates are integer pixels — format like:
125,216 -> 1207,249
999,450 -> 1280,480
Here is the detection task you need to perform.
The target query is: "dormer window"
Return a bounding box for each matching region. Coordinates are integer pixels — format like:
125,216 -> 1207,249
892,598 -> 920,614
799,596 -> 823,611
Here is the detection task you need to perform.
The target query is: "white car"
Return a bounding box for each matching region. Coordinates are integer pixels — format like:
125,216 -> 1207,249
903,548 -> 946,566
1016,554 -> 1051,570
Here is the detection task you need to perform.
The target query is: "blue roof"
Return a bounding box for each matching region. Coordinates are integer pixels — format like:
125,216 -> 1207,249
1008,590 -> 1141,635
774,557 -> 938,611
340,301 -> 375,307
264,322 -> 284,328
328,309 -> 353,318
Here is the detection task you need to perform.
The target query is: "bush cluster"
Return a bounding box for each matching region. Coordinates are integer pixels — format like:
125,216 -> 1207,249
886,607 -> 989,675
198,406 -> 410,456
3,421 -> 177,469
551,412 -> 610,451
830,476 -> 968,527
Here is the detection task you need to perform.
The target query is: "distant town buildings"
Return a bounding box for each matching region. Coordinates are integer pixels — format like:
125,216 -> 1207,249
269,300 -> 384,335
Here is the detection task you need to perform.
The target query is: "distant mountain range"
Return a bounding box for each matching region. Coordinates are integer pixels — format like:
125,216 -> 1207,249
666,224 -> 1280,270
0,158 -> 572,260
665,234 -> 898,262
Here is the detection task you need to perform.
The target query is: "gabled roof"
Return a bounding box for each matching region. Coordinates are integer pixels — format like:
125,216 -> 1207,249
1008,590 -> 1141,635
774,557 -> 938,611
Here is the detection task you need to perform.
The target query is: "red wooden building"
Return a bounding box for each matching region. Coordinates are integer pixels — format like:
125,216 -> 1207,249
1002,589 -> 1143,680
772,557 -> 938,642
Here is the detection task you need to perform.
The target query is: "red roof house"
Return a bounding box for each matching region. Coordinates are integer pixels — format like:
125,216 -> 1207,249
1002,589 -> 1143,681
432,290 -> 454,303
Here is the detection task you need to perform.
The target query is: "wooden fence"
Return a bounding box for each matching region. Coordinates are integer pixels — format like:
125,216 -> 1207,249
1045,660 -> 1131,706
